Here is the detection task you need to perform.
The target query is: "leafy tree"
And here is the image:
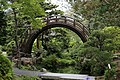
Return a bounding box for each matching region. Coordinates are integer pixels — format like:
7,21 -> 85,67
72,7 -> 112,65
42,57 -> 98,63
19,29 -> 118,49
42,29 -> 70,56
72,46 -> 112,76
33,28 -> 82,73
0,10 -> 15,52
40,2 -> 63,15
35,28 -> 71,72
0,0 -> 46,68
68,26 -> 120,76
71,0 -> 120,30
103,26 -> 120,51
0,11 -> 7,46
0,0 -> 46,53
85,26 -> 120,52
1,0 -> 45,28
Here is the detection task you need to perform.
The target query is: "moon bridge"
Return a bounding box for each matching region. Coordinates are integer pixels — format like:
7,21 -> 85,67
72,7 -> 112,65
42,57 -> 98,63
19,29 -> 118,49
20,15 -> 89,54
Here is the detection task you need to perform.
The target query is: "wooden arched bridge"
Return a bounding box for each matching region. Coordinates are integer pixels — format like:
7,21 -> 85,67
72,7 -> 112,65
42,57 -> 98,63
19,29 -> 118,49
20,15 -> 89,54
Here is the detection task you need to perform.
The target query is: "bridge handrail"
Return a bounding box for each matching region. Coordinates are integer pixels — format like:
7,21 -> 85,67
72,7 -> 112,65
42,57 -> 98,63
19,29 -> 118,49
43,15 -> 89,36
21,15 -> 89,54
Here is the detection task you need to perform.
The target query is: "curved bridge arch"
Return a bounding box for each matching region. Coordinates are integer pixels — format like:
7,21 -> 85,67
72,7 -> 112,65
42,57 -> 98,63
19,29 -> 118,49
22,15 -> 89,54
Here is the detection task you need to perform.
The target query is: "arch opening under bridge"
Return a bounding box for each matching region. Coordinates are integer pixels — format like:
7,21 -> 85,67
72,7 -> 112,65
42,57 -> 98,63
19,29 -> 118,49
21,15 -> 89,54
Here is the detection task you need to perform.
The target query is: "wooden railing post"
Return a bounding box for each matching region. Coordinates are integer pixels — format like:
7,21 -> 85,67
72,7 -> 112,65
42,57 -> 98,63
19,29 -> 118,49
56,16 -> 58,22
47,16 -> 49,24
83,25 -> 85,35
74,19 -> 75,27
65,16 -> 67,23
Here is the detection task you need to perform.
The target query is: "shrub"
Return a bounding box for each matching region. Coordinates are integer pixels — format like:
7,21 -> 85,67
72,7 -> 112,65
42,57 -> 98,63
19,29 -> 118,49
104,68 -> 116,80
41,54 -> 58,72
14,75 -> 41,80
0,53 -> 13,80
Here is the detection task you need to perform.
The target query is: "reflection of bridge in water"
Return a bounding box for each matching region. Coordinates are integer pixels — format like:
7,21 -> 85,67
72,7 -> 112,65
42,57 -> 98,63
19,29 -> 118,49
14,68 -> 95,80
20,15 -> 89,54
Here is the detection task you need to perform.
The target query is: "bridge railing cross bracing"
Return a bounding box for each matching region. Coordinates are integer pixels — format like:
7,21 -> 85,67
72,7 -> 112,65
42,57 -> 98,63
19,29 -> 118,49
44,15 -> 89,39
20,15 -> 89,54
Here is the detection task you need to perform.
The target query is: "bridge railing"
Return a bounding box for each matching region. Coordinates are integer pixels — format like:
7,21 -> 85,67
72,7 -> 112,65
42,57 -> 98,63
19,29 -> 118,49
43,15 -> 89,38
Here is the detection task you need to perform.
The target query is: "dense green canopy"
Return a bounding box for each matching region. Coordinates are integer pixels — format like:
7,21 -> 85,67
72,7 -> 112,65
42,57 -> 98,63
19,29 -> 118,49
0,0 -> 120,80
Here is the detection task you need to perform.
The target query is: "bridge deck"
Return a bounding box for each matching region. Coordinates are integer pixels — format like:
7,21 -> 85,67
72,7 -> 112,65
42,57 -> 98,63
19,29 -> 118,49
13,68 -> 95,80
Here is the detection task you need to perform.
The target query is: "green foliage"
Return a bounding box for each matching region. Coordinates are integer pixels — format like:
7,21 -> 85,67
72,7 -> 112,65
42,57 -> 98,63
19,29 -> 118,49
40,2 -> 63,15
0,0 -> 46,55
0,53 -> 13,80
74,26 -> 120,76
72,0 -> 120,29
40,54 -> 76,73
0,0 -> 47,57
1,0 -> 45,28
1,0 -> 119,77
32,28 -> 82,73
58,58 -> 75,67
58,66 -> 79,74
42,28 -> 70,56
66,26 -> 119,76
86,26 -> 120,52
32,26 -> 117,75
103,26 -> 120,51
14,75 -> 40,80
0,10 -> 16,53
0,11 -> 7,46
41,54 -> 58,72
104,68 -> 116,80
75,47 -> 112,76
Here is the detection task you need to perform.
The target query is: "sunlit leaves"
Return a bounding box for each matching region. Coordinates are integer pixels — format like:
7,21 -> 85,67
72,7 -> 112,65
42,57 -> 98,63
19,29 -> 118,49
103,26 -> 120,51
86,26 -> 120,52
72,0 -> 120,29
0,0 -> 9,10
20,0 -> 45,17
0,54 -> 13,80
40,2 -> 63,15
17,0 -> 45,28
1,0 -> 45,28
31,17 -> 45,28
